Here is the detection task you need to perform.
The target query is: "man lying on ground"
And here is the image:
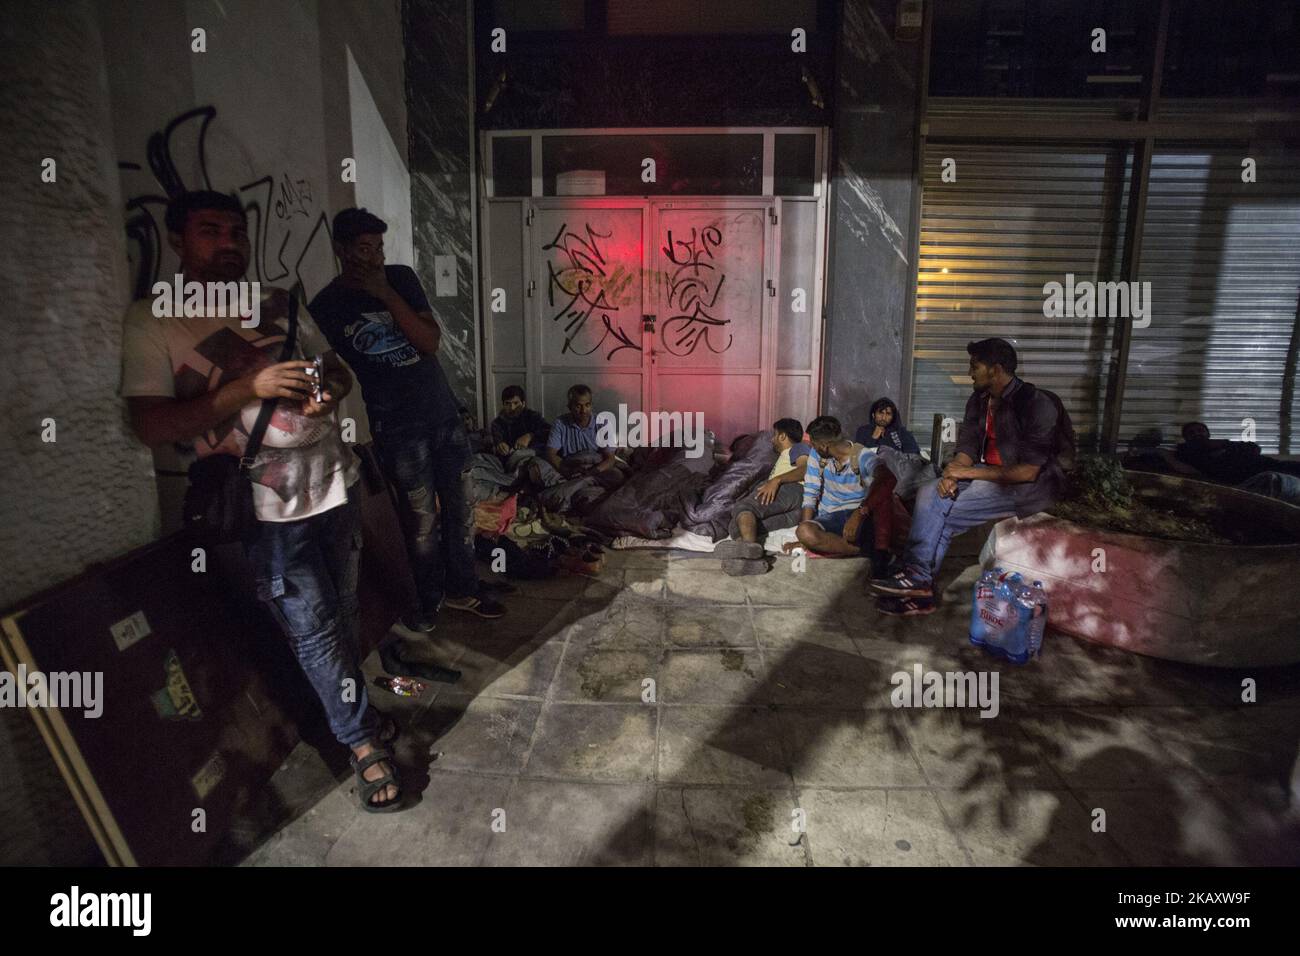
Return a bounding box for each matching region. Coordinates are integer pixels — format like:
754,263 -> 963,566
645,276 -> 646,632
784,416 -> 875,557
869,337 -> 1072,617
715,418 -> 811,572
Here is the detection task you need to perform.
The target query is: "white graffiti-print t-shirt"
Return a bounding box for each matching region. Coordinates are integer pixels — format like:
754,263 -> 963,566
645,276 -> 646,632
119,293 -> 358,522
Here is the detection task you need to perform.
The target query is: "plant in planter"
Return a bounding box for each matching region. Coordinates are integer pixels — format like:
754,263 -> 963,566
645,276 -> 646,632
1050,454 -> 1226,544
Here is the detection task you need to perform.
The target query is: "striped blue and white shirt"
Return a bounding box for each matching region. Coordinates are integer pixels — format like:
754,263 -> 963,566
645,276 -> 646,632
802,444 -> 876,516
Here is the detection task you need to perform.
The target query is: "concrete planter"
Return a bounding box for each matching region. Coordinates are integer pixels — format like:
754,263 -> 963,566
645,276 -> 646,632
979,472 -> 1300,668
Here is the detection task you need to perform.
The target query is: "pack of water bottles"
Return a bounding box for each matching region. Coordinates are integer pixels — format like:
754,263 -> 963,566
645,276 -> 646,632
969,567 -> 1048,665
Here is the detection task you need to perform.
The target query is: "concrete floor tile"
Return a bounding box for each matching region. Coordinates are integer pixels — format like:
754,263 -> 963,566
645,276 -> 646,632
323,772 -> 510,866
665,604 -> 758,647
449,640 -> 564,699
665,566 -> 748,603
655,786 -> 807,866
567,600 -> 663,650
414,695 -> 542,775
241,786 -> 356,867
934,788 -> 1127,866
742,562 -> 860,605
897,707 -> 1065,790
783,710 -> 927,787
523,703 -> 657,782
1075,784 -> 1253,865
660,648 -> 772,705
766,642 -> 891,708
1015,707 -> 1192,790
657,706 -> 790,786
750,606 -> 856,650
552,646 -> 662,703
482,780 -> 653,866
800,789 -> 968,867
1135,705 -> 1300,786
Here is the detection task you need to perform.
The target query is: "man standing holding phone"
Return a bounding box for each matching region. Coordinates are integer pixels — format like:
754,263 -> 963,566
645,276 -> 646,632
309,208 -> 505,632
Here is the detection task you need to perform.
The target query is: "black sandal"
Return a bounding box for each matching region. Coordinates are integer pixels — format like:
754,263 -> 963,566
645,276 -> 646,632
351,746 -> 404,813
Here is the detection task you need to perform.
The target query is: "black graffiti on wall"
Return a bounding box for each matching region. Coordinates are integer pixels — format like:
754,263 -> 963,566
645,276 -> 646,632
661,225 -> 733,356
119,105 -> 333,301
542,222 -> 641,360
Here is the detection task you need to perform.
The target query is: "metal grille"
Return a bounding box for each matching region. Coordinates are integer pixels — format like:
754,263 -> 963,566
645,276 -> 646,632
1119,143 -> 1300,453
911,139 -> 1131,449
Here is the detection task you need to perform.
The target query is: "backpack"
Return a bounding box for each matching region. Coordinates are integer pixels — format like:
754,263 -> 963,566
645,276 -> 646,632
1011,382 -> 1077,471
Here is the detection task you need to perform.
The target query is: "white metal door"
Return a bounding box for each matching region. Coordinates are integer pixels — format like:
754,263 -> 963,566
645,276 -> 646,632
529,200 -> 651,420
649,201 -> 775,442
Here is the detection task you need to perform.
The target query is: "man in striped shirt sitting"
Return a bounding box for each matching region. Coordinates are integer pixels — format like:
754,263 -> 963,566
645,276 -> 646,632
785,416 -> 876,557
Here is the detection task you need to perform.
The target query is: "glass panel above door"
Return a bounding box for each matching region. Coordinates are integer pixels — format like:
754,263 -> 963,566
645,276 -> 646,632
541,134 -> 763,196
491,136 -> 532,197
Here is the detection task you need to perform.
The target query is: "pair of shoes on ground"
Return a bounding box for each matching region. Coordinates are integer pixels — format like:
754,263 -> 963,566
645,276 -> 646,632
715,538 -> 769,576
869,569 -> 936,616
400,590 -> 507,631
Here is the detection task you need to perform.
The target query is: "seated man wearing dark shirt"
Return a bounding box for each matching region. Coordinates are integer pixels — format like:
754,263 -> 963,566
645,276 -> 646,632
490,385 -> 551,465
870,338 -> 1070,617
309,208 -> 504,631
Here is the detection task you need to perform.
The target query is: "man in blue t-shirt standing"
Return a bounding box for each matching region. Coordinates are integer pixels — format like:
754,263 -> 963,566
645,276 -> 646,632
309,208 -> 504,631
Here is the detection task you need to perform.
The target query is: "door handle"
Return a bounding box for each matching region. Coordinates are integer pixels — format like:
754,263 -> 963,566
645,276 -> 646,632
766,280 -> 776,297
643,314 -> 656,333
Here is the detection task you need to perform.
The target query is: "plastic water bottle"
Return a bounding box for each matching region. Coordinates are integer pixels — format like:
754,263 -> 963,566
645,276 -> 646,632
970,569 -> 1033,665
1025,580 -> 1048,657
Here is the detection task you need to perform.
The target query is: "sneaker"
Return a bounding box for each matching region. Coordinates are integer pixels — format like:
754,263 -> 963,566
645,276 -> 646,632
443,594 -> 506,619
868,570 -> 933,598
714,539 -> 763,561
876,596 -> 937,617
400,611 -> 439,632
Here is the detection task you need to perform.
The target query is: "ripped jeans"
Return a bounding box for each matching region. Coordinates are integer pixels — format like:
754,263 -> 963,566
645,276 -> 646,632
245,483 -> 378,749
375,420 -> 481,615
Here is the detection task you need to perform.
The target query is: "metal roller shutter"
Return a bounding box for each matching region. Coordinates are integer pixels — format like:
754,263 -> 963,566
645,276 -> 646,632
1119,143 -> 1300,453
911,139 -> 1131,450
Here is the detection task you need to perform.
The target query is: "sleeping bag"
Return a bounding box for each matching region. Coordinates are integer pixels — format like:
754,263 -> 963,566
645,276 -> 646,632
583,449 -> 709,539
682,430 -> 779,541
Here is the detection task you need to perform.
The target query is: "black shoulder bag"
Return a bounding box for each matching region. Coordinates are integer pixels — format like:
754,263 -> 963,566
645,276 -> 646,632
183,296 -> 300,543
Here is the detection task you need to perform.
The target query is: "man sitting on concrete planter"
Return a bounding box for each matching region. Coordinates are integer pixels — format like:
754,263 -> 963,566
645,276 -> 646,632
869,338 -> 1074,617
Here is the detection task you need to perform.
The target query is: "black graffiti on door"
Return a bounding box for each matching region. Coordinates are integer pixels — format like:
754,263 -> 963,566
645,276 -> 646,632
541,222 -> 641,360
661,225 -> 733,356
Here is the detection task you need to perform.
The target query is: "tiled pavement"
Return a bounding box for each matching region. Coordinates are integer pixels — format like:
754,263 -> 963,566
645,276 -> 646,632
241,535 -> 1300,867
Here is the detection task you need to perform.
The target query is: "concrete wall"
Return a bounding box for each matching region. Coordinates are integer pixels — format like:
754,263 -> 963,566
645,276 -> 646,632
405,0 -> 481,418
822,0 -> 923,433
0,0 -> 410,864
0,0 -> 156,866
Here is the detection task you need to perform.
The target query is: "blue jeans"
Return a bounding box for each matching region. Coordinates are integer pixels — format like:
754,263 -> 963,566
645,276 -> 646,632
245,484 -> 378,749
1238,470 -> 1300,505
376,421 -> 480,614
903,473 -> 1022,584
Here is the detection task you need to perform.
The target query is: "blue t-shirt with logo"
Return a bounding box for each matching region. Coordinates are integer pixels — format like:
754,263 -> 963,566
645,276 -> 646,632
308,265 -> 460,432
